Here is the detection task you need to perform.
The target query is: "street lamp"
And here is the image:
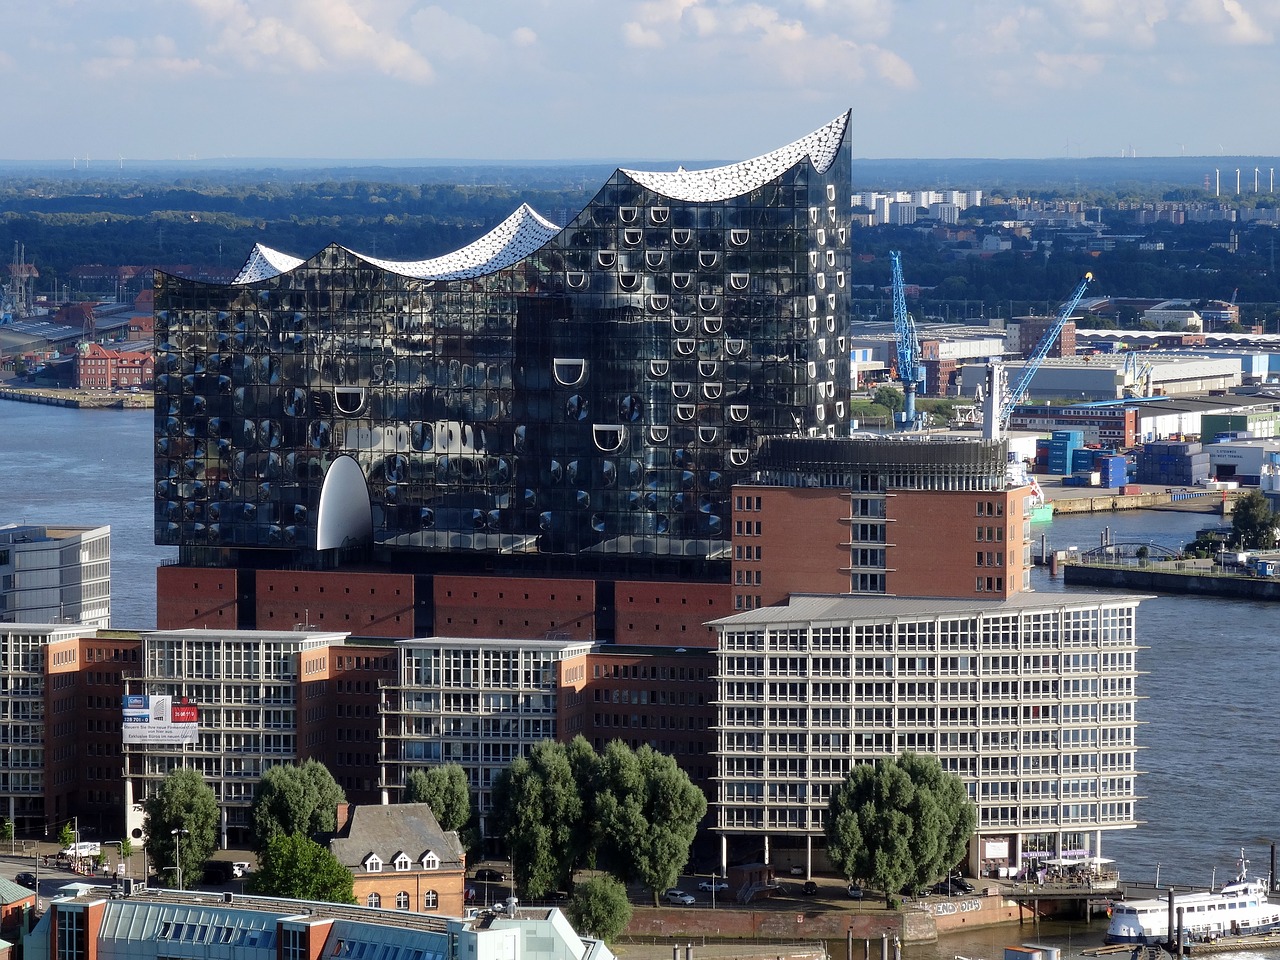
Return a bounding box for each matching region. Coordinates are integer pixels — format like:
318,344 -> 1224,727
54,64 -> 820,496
171,828 -> 189,890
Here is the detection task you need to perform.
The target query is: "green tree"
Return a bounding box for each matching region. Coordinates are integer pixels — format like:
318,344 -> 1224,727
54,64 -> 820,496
566,875 -> 633,943
120,837 -> 135,877
249,759 -> 346,853
0,818 -> 13,855
403,764 -> 471,832
872,385 -> 905,413
58,824 -> 75,852
142,766 -> 219,889
594,742 -> 707,906
246,832 -> 355,904
491,741 -> 584,898
825,752 -> 975,909
1231,490 -> 1279,550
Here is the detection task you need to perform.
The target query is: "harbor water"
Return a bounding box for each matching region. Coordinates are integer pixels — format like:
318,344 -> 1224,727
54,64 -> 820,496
3,403 -> 1280,957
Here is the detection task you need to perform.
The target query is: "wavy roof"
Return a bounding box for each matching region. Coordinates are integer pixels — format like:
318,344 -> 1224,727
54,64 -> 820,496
620,112 -> 850,203
231,203 -> 560,284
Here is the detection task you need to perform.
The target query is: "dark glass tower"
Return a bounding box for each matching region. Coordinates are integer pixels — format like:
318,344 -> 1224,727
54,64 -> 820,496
154,114 -> 853,572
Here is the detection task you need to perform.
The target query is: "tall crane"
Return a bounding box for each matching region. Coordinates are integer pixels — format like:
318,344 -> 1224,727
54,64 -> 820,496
982,272 -> 1093,440
889,250 -> 924,430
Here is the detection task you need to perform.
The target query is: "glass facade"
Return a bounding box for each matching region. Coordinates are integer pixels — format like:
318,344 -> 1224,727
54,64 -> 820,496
154,115 -> 853,567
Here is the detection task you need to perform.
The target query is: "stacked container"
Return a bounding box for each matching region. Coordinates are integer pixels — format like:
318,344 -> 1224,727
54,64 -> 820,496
1134,440 -> 1210,486
1048,430 -> 1084,476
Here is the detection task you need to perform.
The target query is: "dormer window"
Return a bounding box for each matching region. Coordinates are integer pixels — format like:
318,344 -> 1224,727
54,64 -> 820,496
364,854 -> 383,873
422,851 -> 440,870
394,853 -> 411,871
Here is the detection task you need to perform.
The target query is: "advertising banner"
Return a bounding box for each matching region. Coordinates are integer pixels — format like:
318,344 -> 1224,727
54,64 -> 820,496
122,695 -> 199,745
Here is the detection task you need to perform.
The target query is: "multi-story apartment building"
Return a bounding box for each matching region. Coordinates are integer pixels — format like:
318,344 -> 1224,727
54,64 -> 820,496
0,524 -> 111,628
710,592 -> 1142,876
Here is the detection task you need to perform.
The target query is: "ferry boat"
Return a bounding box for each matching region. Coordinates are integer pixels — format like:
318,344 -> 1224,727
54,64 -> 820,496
1105,852 -> 1280,945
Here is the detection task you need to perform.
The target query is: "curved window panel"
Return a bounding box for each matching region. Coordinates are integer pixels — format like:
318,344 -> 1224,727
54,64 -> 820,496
730,229 -> 750,246
650,206 -> 669,224
728,404 -> 749,423
597,250 -> 616,268
649,360 -> 669,378
553,359 -> 587,387
672,273 -> 691,289
649,294 -> 670,311
672,228 -> 692,246
593,424 -> 627,452
619,206 -> 639,223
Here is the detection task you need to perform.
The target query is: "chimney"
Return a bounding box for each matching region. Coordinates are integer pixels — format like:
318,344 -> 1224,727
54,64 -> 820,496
335,802 -> 352,833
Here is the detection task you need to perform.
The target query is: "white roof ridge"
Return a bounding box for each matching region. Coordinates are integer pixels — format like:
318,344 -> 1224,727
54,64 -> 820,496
358,202 -> 560,280
230,203 -> 561,284
232,244 -> 306,284
620,112 -> 851,203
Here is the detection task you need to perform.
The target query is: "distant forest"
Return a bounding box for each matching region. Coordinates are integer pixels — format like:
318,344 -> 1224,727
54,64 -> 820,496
2,157 -> 1279,326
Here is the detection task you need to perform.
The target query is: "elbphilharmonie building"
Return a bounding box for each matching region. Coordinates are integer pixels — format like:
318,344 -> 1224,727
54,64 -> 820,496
153,114 -> 854,573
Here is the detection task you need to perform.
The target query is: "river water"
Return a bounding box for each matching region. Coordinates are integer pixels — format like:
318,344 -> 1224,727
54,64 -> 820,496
0,401 -> 170,628
3,402 -> 1278,957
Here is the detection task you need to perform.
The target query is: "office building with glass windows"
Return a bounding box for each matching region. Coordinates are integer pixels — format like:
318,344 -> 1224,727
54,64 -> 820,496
153,113 -> 853,599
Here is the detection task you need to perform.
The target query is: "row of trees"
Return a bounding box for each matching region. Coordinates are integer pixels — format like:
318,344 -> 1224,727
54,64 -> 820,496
139,747 -> 974,939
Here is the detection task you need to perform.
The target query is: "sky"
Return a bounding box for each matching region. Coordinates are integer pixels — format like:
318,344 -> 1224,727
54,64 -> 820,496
3,0 -> 1279,164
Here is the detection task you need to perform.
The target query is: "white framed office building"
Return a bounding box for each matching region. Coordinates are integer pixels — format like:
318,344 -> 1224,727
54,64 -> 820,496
124,628 -> 351,847
710,592 -> 1144,877
379,636 -> 593,835
0,524 -> 110,628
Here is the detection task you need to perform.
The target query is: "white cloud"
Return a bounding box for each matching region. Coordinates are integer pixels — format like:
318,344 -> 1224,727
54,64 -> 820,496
1179,0 -> 1272,44
188,0 -> 433,80
511,26 -> 538,47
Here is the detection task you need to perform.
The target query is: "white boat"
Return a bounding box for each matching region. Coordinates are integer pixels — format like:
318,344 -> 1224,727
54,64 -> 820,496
1105,851 -> 1280,944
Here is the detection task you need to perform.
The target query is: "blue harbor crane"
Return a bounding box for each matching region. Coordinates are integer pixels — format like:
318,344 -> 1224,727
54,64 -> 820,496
889,250 -> 925,430
982,272 -> 1093,440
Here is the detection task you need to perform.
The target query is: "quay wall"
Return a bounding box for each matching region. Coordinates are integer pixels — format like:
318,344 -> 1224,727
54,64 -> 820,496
1064,564 -> 1280,599
0,387 -> 151,409
1050,490 -> 1230,514
623,893 -> 1031,944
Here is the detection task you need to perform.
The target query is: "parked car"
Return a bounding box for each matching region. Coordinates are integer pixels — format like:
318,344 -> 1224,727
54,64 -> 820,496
15,872 -> 36,889
846,882 -> 864,900
474,868 -> 507,883
931,878 -> 974,896
948,874 -> 975,893
232,862 -> 251,878
664,889 -> 695,905
697,879 -> 728,892
802,880 -> 818,896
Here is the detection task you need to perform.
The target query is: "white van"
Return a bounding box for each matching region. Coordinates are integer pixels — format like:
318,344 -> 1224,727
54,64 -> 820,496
61,841 -> 101,858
